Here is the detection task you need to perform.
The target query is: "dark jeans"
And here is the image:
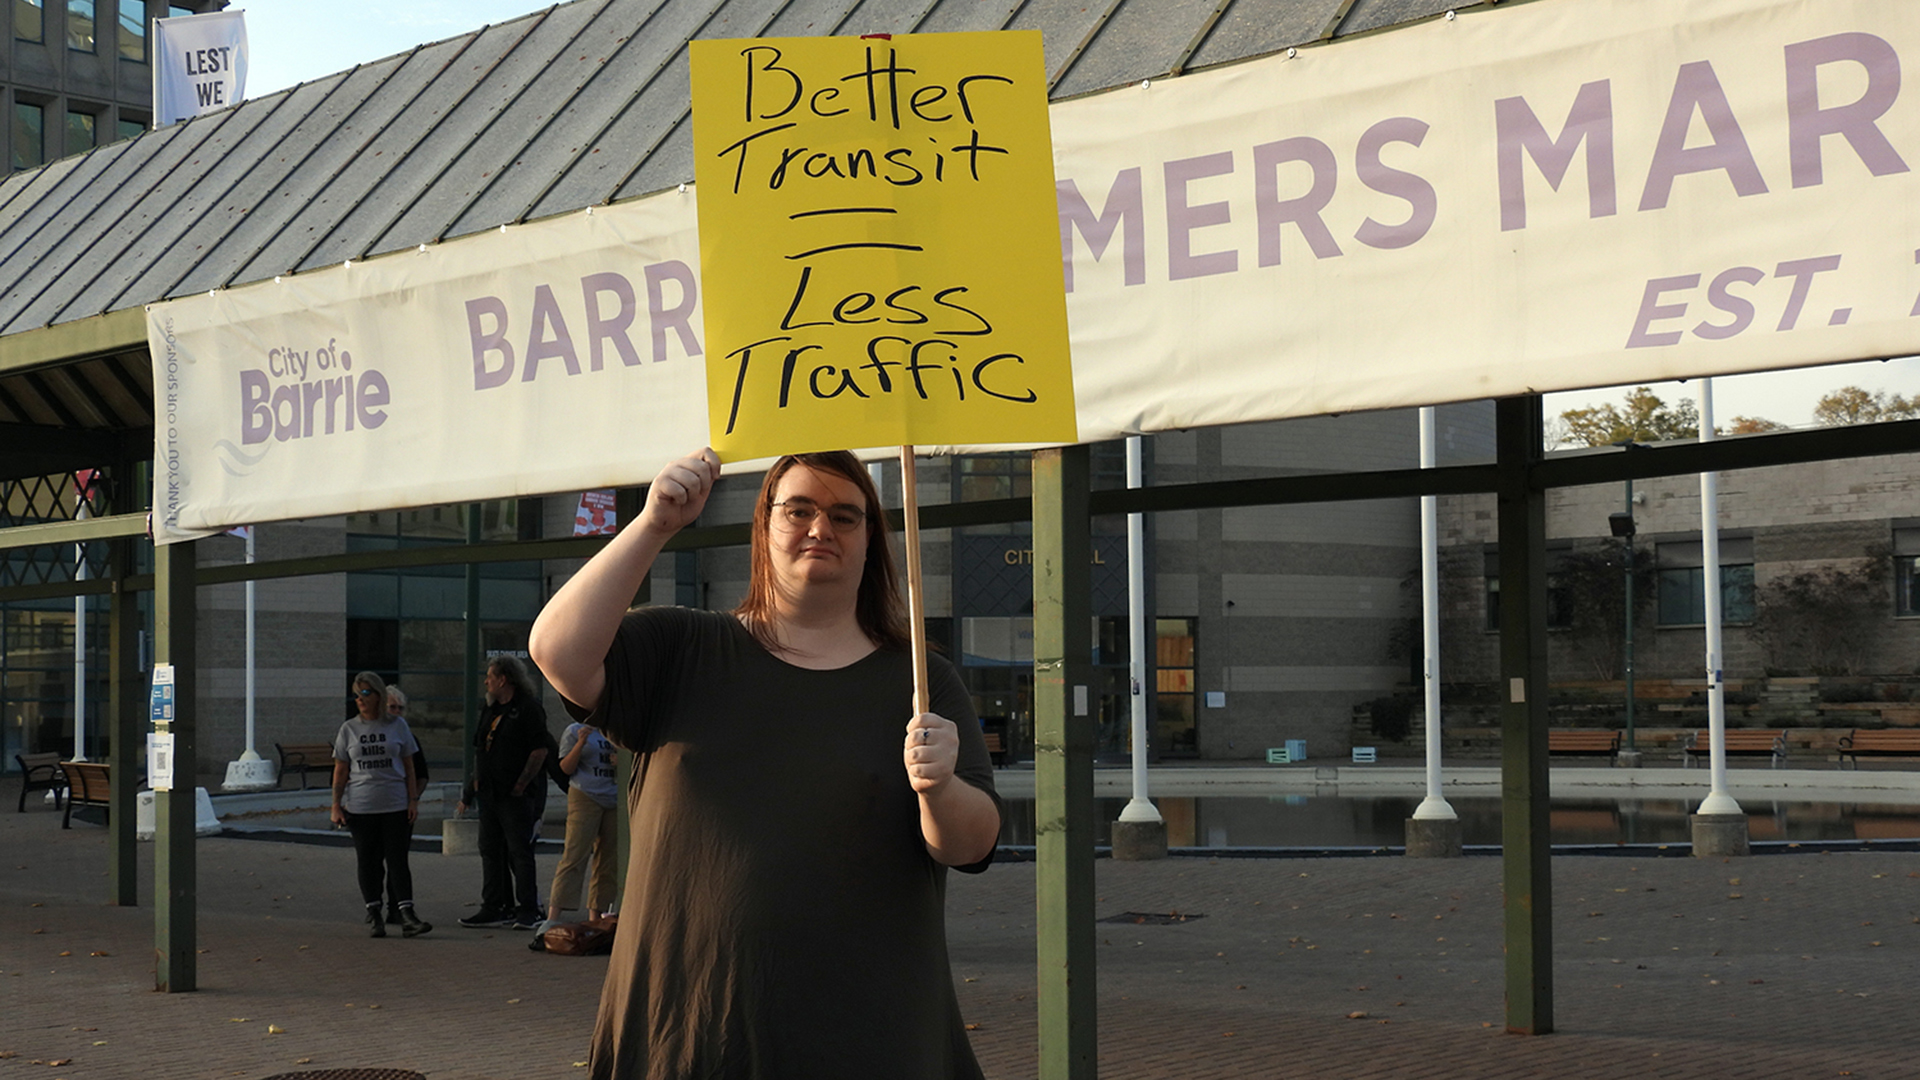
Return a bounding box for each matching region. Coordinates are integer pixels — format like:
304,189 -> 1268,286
344,809 -> 414,907
477,790 -> 539,915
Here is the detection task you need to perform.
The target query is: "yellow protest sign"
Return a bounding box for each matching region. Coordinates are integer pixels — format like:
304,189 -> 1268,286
690,31 -> 1075,459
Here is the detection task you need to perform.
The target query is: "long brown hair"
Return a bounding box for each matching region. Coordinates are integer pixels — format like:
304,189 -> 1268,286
733,451 -> 910,653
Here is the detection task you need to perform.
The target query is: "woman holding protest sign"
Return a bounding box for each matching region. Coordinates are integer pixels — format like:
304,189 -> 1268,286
529,447 -> 1000,1079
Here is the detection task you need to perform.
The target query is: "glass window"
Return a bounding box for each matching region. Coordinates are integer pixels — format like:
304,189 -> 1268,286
1155,617 -> 1197,757
117,0 -> 143,60
1655,538 -> 1755,625
343,500 -> 544,757
16,0 -> 42,42
1481,548 -> 1573,631
1895,528 -> 1920,617
11,102 -> 45,171
956,453 -> 1030,503
116,117 -> 144,141
167,4 -> 193,16
68,0 -> 94,51
65,111 -> 95,156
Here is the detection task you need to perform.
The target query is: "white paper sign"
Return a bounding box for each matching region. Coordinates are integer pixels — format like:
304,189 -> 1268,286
149,732 -> 175,791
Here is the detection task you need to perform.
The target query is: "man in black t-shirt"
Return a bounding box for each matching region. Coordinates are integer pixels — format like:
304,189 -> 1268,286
456,656 -> 550,930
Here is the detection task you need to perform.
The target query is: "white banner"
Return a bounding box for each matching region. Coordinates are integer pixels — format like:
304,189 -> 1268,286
151,196 -> 708,542
1054,0 -> 1920,434
150,0 -> 1920,541
152,11 -> 248,127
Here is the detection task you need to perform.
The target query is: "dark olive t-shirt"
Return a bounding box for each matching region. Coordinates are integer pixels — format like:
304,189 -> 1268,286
572,607 -> 999,1080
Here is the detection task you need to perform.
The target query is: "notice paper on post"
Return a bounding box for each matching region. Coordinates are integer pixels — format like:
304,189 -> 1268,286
689,31 -> 1075,459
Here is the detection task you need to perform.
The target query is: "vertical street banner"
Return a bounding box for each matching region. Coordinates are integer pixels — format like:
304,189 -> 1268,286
152,10 -> 248,128
689,32 -> 1075,460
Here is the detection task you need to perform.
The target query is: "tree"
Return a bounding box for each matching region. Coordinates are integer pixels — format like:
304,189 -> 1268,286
1553,541 -> 1655,680
1752,555 -> 1890,676
1813,386 -> 1920,426
1725,415 -> 1787,435
1556,387 -> 1701,447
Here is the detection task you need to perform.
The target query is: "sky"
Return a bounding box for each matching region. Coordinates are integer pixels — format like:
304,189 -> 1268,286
233,2 -> 1918,433
238,1 -> 541,95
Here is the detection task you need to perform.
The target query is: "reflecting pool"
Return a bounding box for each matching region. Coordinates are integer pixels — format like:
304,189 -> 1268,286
996,795 -> 1920,849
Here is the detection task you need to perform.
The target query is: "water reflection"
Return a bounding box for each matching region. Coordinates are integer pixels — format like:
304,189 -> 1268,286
997,796 -> 1920,848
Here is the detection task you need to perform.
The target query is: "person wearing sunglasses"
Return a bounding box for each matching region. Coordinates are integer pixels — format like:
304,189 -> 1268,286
330,670 -> 431,938
530,448 -> 1001,1079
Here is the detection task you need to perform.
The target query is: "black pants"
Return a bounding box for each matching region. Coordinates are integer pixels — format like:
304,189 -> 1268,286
477,790 -> 539,915
344,809 -> 414,907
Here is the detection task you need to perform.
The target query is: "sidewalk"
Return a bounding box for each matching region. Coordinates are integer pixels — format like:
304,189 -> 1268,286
6,785 -> 1920,1079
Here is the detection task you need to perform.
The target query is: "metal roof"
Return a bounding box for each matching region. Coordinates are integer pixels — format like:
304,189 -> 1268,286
0,0 -> 1471,467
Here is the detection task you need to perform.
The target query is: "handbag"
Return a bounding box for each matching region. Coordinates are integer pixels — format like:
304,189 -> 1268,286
537,913 -> 618,956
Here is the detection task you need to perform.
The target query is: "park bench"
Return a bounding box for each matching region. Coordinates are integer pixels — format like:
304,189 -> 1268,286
1548,730 -> 1620,763
1683,729 -> 1786,769
16,751 -> 67,813
61,761 -> 111,829
275,741 -> 336,790
982,730 -> 1008,767
1837,729 -> 1920,769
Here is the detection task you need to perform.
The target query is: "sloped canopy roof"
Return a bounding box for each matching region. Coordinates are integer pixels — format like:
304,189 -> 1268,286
0,0 -> 1466,473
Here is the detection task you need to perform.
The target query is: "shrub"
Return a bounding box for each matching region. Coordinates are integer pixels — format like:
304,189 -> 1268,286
1369,697 -> 1414,743
1819,682 -> 1878,704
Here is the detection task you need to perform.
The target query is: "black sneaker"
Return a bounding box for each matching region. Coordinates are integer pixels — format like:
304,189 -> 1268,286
509,910 -> 543,931
457,907 -> 514,928
365,907 -> 387,939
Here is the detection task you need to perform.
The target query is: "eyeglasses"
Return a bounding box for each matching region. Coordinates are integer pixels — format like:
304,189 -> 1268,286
771,499 -> 867,531
353,689 -> 379,698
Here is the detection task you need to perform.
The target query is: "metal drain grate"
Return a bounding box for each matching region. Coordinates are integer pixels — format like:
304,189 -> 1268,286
1096,911 -> 1205,925
259,1071 -> 426,1080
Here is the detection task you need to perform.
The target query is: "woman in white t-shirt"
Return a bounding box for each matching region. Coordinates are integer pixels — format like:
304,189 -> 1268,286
331,670 -> 432,938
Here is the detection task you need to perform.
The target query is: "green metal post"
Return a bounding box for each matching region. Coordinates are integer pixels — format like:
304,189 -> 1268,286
153,538 -> 197,992
463,504 -> 482,789
106,462 -> 140,906
1496,396 -> 1552,1035
1032,446 -> 1096,1080
106,537 -> 139,905
1622,480 -> 1636,752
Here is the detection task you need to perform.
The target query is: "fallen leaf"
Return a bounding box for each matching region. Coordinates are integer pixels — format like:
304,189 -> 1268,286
507,998 -> 522,1005
89,951 -> 109,958
229,1019 -> 249,1023
267,1025 -> 285,1035
964,1023 -> 981,1031
48,1059 -> 71,1067
295,1059 -> 311,1065
1347,1011 -> 1368,1019
57,951 -> 70,957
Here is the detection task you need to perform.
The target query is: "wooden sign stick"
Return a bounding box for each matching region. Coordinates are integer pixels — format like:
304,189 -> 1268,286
899,445 -> 930,715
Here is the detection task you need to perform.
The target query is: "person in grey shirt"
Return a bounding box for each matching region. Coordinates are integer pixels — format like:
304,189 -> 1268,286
538,720 -> 620,935
332,670 -> 431,938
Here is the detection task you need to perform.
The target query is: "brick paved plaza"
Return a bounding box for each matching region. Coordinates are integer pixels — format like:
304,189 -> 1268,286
5,781 -> 1919,1079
